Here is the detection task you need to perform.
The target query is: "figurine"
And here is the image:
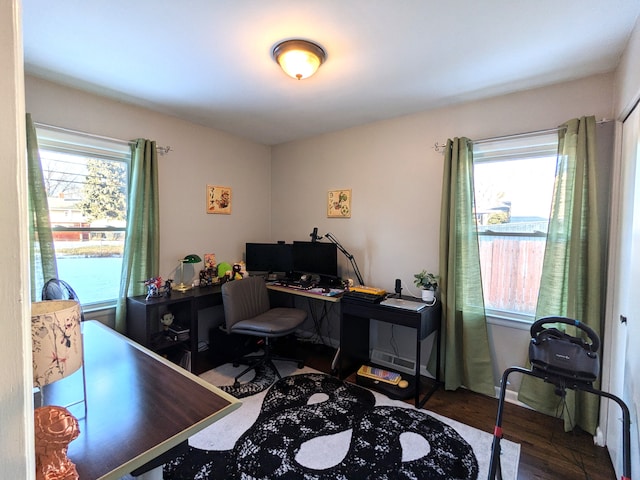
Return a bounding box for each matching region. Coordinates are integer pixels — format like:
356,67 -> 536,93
163,278 -> 173,297
232,263 -> 245,280
161,312 -> 174,331
143,277 -> 163,300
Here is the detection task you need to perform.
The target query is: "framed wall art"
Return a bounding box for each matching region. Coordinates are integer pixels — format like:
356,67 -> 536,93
206,185 -> 232,214
327,189 -> 351,218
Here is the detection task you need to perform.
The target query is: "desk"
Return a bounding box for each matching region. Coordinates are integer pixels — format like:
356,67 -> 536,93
266,283 -> 342,303
267,283 -> 342,345
41,320 -> 240,480
338,296 -> 441,409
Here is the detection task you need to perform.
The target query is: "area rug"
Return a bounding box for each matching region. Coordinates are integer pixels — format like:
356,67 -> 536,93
163,362 -> 520,479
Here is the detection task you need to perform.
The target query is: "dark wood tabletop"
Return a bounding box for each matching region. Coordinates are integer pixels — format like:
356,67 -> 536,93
40,320 -> 240,480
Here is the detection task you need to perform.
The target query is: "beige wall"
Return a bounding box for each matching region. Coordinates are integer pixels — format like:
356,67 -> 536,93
25,76 -> 272,282
1,0 -> 34,478
615,14 -> 640,119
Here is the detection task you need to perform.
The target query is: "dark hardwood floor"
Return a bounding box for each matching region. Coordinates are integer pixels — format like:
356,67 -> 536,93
297,343 -> 616,480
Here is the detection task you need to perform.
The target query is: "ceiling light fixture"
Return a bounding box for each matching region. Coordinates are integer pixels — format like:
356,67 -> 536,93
272,39 -> 326,80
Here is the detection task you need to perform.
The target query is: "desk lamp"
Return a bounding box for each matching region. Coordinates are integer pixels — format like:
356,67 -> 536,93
175,254 -> 202,292
323,232 -> 365,286
32,300 -> 86,412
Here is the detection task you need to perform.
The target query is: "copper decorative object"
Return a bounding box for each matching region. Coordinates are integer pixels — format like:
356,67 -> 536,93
34,406 -> 80,480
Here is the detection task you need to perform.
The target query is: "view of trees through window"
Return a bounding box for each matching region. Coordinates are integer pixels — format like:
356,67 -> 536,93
37,129 -> 129,304
473,133 -> 558,317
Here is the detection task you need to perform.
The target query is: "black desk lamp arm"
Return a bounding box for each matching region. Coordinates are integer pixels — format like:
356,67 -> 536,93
324,232 -> 365,286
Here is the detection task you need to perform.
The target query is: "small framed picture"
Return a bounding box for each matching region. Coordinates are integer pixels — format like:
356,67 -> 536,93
327,189 -> 351,218
206,185 -> 232,214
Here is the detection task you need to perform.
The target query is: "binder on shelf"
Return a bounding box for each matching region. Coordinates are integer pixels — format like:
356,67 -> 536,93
168,324 -> 189,334
168,324 -> 190,342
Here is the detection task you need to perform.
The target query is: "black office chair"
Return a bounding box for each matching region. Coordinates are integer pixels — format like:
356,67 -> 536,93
221,276 -> 307,386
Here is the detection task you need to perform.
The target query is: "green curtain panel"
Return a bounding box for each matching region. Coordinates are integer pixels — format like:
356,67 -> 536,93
26,114 -> 58,300
518,116 -> 602,435
115,139 -> 160,333
438,137 -> 495,396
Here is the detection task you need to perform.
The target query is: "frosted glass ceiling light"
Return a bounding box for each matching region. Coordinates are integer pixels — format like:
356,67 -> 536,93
272,39 -> 326,80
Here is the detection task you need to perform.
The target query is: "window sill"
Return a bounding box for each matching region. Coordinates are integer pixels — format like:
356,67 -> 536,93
83,300 -> 117,314
485,310 -> 533,331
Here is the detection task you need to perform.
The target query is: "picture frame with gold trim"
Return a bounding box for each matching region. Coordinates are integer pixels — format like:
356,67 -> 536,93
206,185 -> 232,214
327,189 -> 351,218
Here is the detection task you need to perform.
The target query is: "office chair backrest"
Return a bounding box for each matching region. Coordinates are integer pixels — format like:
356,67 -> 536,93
221,277 -> 270,329
42,278 -> 86,322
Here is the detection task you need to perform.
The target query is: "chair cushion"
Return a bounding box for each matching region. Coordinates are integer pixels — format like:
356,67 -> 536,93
222,277 -> 271,329
230,307 -> 307,338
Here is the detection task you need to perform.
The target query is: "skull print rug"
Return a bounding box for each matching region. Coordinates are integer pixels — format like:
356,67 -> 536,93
163,363 -> 520,479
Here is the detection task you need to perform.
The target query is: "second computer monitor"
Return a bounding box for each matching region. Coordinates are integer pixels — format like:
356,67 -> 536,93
292,241 -> 338,279
245,243 -> 293,274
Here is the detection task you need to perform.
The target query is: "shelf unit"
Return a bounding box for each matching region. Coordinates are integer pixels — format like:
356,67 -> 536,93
126,285 -> 223,373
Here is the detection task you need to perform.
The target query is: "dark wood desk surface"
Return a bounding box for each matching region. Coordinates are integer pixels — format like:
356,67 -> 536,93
42,320 -> 240,480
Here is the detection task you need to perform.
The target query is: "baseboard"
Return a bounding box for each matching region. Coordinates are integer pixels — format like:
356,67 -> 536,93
494,385 -> 533,409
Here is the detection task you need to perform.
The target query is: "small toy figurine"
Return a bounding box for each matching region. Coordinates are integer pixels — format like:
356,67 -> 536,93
163,278 -> 173,297
232,263 -> 245,280
144,277 -> 163,300
161,312 -> 174,331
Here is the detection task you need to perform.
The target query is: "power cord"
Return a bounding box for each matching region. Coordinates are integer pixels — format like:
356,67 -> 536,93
399,278 -> 438,306
550,385 -> 592,480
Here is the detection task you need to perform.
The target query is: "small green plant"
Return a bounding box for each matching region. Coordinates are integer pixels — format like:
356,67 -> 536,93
414,270 -> 438,290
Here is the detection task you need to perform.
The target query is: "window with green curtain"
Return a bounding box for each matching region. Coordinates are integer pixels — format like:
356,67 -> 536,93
473,132 -> 559,320
32,123 -> 130,305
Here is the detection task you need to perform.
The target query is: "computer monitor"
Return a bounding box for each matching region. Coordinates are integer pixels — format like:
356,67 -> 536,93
245,243 -> 293,274
292,241 -> 338,278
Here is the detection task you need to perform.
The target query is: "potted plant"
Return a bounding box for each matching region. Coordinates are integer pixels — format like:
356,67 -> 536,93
414,270 -> 438,302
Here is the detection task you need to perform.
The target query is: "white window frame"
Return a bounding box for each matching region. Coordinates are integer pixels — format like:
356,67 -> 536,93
35,125 -> 130,307
473,132 -> 559,324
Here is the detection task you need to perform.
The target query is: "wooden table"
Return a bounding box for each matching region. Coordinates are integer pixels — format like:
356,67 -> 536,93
40,320 -> 240,480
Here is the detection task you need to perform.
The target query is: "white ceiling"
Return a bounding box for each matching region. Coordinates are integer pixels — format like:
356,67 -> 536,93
22,1 -> 640,146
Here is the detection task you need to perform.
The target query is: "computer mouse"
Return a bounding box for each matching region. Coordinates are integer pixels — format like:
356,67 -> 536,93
398,380 -> 409,389
322,287 -> 330,293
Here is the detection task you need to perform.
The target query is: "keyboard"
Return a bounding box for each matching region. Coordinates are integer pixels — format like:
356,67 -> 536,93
343,290 -> 385,303
270,280 -> 312,290
351,285 -> 387,296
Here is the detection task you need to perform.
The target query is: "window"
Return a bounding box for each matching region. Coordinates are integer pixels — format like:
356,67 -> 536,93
473,132 -> 558,319
36,126 -> 130,305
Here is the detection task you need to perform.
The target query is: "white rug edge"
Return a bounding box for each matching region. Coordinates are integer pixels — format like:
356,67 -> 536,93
195,362 -> 521,480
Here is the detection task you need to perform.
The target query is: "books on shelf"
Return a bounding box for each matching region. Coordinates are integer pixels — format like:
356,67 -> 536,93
179,349 -> 191,371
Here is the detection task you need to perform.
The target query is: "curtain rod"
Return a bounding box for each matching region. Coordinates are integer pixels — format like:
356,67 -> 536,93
33,121 -> 172,154
433,119 -> 611,152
